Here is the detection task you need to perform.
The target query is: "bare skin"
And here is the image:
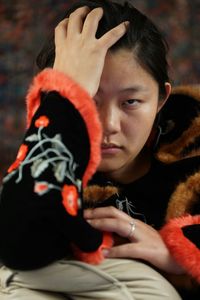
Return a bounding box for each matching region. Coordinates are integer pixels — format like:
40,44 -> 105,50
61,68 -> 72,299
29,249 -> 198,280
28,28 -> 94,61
53,7 -> 128,97
53,7 -> 184,275
84,207 -> 184,274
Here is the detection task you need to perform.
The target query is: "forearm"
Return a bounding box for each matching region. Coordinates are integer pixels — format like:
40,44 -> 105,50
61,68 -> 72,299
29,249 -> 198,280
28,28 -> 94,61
0,69 -> 111,270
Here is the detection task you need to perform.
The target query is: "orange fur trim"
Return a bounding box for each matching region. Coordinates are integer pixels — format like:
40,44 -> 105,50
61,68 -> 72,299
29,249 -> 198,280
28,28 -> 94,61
165,172 -> 200,221
26,68 -> 102,187
160,215 -> 200,283
72,232 -> 113,264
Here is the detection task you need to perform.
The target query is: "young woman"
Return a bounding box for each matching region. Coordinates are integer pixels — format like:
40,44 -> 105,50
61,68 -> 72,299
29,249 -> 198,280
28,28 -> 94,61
0,0 -> 199,299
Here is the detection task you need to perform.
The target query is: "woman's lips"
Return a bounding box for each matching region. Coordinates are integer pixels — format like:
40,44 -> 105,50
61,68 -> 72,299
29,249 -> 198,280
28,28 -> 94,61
101,143 -> 122,155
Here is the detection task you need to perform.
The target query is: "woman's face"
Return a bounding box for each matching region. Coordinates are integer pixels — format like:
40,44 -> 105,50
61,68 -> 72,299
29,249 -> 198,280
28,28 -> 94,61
94,49 -> 169,182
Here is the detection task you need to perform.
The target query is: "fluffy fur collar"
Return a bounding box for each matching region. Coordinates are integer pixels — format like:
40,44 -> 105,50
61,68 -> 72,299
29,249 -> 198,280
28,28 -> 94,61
156,85 -> 200,164
154,85 -> 200,220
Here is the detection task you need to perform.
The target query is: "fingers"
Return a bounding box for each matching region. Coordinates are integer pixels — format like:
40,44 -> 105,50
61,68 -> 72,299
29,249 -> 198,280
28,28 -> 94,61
82,7 -> 104,37
67,6 -> 90,35
105,243 -> 141,259
99,21 -> 129,49
53,6 -> 129,96
56,7 -> 128,50
84,206 -> 132,222
55,18 -> 69,44
85,207 -> 139,240
106,234 -> 185,274
84,207 -> 157,243
88,217 -> 135,238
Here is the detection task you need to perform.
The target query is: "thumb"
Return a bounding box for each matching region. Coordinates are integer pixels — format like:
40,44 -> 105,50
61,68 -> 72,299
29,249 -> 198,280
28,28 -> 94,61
105,243 -> 141,259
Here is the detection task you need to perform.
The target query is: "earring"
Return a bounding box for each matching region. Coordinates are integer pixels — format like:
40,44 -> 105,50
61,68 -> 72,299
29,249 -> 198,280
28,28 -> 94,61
146,125 -> 162,150
153,125 -> 162,149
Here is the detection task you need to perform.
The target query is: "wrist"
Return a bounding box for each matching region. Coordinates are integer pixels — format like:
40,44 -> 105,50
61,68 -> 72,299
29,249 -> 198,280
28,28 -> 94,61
52,65 -> 97,98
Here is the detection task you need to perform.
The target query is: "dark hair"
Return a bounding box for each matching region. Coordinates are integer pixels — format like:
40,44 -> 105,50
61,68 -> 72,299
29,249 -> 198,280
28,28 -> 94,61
36,0 -> 170,98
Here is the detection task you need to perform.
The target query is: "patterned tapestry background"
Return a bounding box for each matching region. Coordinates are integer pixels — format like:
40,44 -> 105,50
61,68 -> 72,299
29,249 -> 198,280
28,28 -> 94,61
0,0 -> 199,182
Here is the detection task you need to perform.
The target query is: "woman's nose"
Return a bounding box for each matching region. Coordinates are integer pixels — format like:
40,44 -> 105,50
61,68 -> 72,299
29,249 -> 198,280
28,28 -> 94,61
99,104 -> 120,135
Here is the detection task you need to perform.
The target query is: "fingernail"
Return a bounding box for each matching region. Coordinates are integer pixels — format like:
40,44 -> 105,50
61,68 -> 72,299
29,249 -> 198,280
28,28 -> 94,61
124,21 -> 130,27
102,249 -> 110,257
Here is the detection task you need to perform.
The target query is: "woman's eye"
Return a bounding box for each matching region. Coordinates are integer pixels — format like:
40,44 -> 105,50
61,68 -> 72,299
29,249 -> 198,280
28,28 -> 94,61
123,99 -> 140,107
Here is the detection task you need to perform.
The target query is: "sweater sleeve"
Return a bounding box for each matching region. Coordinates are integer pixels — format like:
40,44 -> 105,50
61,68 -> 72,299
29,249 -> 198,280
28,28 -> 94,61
0,69 -> 112,270
160,214 -> 200,284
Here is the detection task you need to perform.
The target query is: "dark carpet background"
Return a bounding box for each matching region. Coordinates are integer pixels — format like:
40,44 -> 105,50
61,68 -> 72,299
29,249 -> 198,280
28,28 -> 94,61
0,0 -> 199,182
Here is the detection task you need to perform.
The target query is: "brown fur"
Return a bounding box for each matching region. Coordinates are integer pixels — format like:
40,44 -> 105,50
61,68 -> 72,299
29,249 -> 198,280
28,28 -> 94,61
156,116 -> 200,163
83,185 -> 119,207
172,85 -> 200,103
156,85 -> 200,164
166,172 -> 200,221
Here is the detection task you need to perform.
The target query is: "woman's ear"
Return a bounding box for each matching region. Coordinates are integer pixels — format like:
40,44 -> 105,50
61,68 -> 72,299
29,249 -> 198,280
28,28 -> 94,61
157,82 -> 171,113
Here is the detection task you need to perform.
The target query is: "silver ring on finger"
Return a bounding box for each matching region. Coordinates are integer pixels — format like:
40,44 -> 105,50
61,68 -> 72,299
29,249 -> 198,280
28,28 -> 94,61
127,219 -> 136,238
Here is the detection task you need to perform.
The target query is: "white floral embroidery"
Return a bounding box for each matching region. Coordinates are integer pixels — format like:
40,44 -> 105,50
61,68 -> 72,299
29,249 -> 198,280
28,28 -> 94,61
54,161 -> 67,182
25,134 -> 39,142
31,159 -> 49,178
3,122 -> 81,195
3,171 -> 16,183
115,195 -> 147,223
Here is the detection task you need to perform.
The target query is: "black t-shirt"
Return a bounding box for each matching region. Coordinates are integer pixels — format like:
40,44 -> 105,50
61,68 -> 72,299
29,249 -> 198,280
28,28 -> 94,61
91,156 -> 200,229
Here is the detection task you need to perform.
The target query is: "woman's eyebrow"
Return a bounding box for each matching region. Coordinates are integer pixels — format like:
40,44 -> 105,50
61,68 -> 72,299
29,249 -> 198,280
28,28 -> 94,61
119,85 -> 148,93
97,85 -> 149,95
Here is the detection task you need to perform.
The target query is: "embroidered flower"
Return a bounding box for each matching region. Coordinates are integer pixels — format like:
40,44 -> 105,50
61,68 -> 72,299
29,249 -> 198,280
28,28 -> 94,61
62,185 -> 79,216
17,144 -> 28,160
7,144 -> 28,173
7,161 -> 20,174
34,181 -> 49,195
35,116 -> 49,128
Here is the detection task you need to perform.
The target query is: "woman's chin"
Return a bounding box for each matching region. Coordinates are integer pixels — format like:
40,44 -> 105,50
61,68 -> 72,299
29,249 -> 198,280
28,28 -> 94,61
97,159 -> 121,173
